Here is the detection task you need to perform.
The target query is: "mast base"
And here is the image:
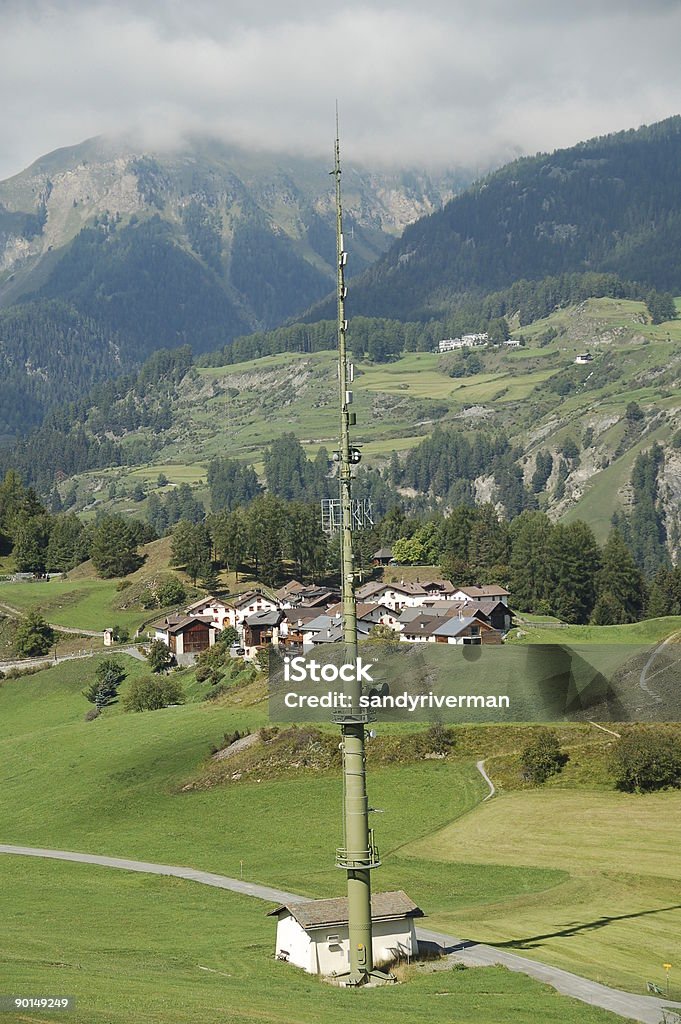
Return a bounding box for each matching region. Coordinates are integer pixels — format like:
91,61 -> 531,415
333,968 -> 396,987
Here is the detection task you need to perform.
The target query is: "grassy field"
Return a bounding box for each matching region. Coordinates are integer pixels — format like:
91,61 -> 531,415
0,578 -> 143,632
509,616 -> 681,645
0,856 -> 623,1024
404,789 -> 681,997
2,657 -> 681,1008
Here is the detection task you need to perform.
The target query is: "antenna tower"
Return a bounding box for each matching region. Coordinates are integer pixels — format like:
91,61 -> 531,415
331,114 -> 391,987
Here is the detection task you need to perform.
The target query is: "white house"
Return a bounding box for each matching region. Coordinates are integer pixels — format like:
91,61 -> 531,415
575,352 -> 593,365
452,585 -> 510,607
268,891 -> 423,975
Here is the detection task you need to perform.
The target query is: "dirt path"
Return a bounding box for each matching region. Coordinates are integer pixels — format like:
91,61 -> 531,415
2,843 -> 680,1023
476,759 -> 495,800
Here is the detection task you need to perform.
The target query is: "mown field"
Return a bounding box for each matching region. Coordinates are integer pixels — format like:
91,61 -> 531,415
2,655 -> 681,1018
405,790 -> 681,997
0,857 -> 622,1024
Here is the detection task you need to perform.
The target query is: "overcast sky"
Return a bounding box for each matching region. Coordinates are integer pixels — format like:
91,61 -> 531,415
2,0 -> 681,179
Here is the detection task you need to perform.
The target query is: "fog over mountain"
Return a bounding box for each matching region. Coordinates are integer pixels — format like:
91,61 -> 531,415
3,0 -> 681,177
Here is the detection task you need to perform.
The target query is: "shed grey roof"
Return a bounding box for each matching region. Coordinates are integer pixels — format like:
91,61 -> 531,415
303,613 -> 342,633
268,890 -> 423,928
431,616 -> 480,638
245,610 -> 284,627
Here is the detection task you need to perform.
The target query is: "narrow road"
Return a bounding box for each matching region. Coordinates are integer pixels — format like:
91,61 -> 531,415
639,631 -> 681,704
2,843 -> 680,1023
476,759 -> 495,800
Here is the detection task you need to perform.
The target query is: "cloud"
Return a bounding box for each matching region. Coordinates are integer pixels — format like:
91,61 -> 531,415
2,1 -> 681,178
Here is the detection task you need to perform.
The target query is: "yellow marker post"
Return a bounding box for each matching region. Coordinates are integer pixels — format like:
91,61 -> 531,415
663,964 -> 672,998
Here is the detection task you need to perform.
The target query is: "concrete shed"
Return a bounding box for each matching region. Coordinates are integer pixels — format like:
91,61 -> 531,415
268,890 -> 423,975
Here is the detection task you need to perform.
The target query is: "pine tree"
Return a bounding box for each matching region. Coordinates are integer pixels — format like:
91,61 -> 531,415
508,511 -> 555,612
592,529 -> 645,623
548,521 -> 601,623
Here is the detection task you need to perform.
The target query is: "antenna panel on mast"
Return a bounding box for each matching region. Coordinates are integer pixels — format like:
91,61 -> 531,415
321,498 -> 374,534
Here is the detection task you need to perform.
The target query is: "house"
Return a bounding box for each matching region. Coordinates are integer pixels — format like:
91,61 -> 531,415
326,602 -> 398,631
372,547 -> 394,566
184,595 -> 236,629
504,339 -> 521,348
399,614 -> 442,643
243,609 -> 285,649
356,579 -> 459,612
302,613 -> 344,646
452,585 -> 510,607
280,606 -> 328,647
438,333 -> 488,353
575,352 -> 593,365
269,891 -> 423,975
431,616 -> 502,645
274,582 -> 340,609
150,614 -> 218,657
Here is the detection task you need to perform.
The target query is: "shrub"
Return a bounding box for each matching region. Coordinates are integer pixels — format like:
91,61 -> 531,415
123,675 -> 185,712
215,625 -> 239,649
147,638 -> 174,673
139,587 -> 159,610
157,577 -> 187,606
609,728 -> 681,793
425,723 -> 456,755
13,611 -> 55,658
84,707 -> 101,722
521,729 -> 568,784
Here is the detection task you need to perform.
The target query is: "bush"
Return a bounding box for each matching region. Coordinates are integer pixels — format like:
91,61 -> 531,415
13,611 -> 55,658
84,707 -> 101,722
147,638 -> 174,673
521,729 -> 568,784
215,625 -> 239,649
425,723 -> 456,755
157,577 -> 187,606
609,728 -> 681,792
123,675 -> 185,712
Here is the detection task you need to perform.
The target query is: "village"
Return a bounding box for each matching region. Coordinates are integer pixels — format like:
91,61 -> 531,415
150,547 -> 511,663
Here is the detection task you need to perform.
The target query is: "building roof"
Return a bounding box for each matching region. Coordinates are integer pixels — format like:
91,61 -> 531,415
282,607 -> 325,627
268,890 -> 423,928
149,614 -> 214,635
232,589 -> 270,609
432,616 -> 492,638
184,595 -> 223,613
303,613 -> 343,634
456,585 -> 510,598
273,580 -> 307,600
401,614 -> 442,636
372,547 -> 393,559
325,602 -> 392,621
244,610 -> 284,627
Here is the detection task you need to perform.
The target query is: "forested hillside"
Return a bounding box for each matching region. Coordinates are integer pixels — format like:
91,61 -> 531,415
335,116 -> 681,322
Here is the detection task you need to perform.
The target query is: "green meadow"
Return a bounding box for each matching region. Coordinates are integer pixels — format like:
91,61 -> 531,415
0,857 -> 621,1024
2,655 -> 681,1019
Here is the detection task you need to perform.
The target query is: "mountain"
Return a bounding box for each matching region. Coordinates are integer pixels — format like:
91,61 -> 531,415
0,135 -> 465,435
330,116 -> 681,323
